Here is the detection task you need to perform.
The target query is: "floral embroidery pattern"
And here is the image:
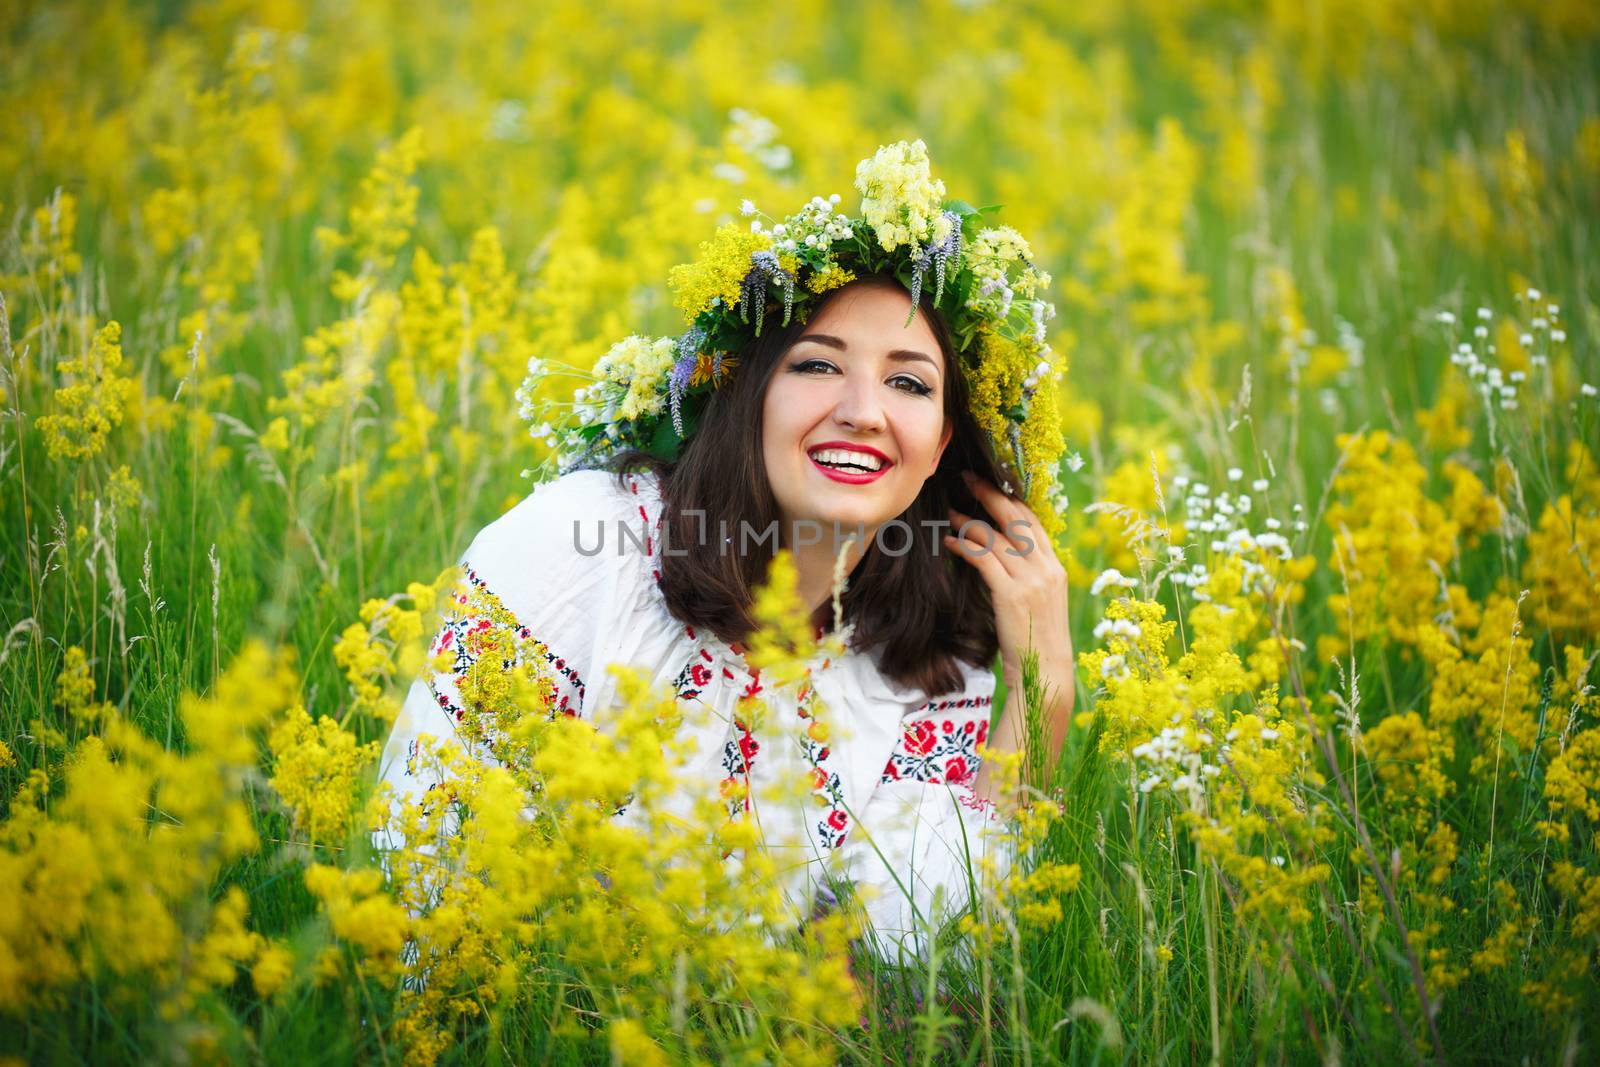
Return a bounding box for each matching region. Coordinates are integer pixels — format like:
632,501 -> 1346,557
542,650 -> 586,715
425,565 -> 584,761
629,474 -> 667,584
671,642 -> 717,702
638,473 -> 850,850
795,677 -> 851,849
956,789 -> 997,817
669,624 -> 766,820
881,692 -> 994,787
719,717 -> 760,815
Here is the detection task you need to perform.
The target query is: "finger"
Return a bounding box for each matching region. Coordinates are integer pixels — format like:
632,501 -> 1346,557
946,506 -> 1015,550
947,506 -> 1025,578
964,487 -> 1067,579
997,506 -> 1065,578
961,470 -> 1029,526
943,529 -> 1010,588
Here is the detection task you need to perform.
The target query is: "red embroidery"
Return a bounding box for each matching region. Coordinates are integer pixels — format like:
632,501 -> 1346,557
637,470 -> 851,850
904,720 -> 937,756
426,565 -> 587,750
956,788 -> 996,817
881,690 -> 994,786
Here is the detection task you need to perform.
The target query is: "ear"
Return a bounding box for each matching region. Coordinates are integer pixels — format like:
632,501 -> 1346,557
929,417 -> 954,477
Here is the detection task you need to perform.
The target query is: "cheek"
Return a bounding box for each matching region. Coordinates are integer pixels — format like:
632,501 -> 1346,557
894,404 -> 948,465
760,384 -> 805,468
759,389 -> 789,454
762,378 -> 822,447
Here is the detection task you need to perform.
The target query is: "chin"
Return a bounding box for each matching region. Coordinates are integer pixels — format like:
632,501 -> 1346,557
779,462 -> 922,536
813,504 -> 882,531
809,487 -> 910,531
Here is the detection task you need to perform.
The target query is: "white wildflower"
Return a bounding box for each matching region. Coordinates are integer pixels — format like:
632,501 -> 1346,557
1090,568 -> 1139,596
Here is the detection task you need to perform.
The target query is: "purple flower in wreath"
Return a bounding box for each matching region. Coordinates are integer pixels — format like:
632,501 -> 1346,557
668,324 -> 708,437
738,249 -> 796,336
906,210 -> 964,321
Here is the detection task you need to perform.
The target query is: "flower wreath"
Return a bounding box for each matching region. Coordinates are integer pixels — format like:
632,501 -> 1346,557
519,139 -> 1069,539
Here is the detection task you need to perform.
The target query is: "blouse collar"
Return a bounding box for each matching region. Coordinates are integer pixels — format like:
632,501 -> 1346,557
623,469 -> 931,712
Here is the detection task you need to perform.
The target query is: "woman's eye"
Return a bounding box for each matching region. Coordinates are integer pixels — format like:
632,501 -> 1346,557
891,375 -> 934,397
792,359 -> 931,396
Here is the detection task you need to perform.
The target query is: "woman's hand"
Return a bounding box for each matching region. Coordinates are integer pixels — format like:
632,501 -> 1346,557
944,469 -> 1075,730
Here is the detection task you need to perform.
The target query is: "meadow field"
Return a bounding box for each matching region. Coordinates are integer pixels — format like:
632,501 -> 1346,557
3,0 -> 1600,1063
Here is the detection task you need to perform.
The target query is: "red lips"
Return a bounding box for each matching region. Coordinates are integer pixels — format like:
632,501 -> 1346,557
807,440 -> 893,466
806,440 -> 894,485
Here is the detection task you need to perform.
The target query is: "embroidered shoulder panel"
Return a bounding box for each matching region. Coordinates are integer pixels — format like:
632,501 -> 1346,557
424,565 -> 586,766
881,692 -> 994,788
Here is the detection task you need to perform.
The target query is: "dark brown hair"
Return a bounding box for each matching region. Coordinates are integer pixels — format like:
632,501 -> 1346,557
606,274 -> 1008,696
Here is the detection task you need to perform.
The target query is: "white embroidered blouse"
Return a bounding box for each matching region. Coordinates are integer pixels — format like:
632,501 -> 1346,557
376,468 -> 1010,949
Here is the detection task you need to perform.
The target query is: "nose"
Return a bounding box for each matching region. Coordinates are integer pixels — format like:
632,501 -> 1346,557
831,370 -> 887,434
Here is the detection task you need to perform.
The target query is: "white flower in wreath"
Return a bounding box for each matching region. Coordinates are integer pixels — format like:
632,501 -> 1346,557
595,335 -> 677,422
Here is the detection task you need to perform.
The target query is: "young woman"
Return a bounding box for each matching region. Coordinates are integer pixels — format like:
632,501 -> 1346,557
377,142 -> 1075,951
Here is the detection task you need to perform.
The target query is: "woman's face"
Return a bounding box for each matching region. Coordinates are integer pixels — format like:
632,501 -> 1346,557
761,282 -> 953,540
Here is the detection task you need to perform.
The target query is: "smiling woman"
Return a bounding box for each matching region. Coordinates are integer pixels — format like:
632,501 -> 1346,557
379,273 -> 1029,944
377,142 -> 1075,957
645,273 -> 1008,699
766,284 -> 952,531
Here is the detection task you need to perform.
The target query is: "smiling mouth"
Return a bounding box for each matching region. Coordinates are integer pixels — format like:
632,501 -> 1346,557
808,445 -> 893,470
810,453 -> 882,474
807,445 -> 893,484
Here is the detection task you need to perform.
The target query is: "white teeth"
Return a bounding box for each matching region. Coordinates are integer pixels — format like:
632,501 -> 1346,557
809,448 -> 885,472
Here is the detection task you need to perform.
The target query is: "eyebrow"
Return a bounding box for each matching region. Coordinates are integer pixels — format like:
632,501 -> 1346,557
791,333 -> 941,377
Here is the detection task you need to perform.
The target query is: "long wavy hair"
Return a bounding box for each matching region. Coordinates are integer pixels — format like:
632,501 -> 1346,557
605,273 -> 1007,696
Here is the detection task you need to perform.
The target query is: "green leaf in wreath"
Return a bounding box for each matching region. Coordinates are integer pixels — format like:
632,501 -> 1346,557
647,417 -> 683,461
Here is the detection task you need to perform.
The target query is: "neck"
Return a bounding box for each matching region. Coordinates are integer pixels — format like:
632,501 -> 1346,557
783,524 -> 871,627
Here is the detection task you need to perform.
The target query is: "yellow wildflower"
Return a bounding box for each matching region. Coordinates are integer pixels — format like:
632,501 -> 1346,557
251,942 -> 294,999
267,705 -> 382,846
667,223 -> 772,322
35,321 -> 135,461
805,263 -> 855,294
53,647 -> 113,723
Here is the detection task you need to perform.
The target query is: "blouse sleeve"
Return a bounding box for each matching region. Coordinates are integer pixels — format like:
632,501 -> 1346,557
836,658 -> 1014,955
879,658 -> 997,789
372,469 -> 635,849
